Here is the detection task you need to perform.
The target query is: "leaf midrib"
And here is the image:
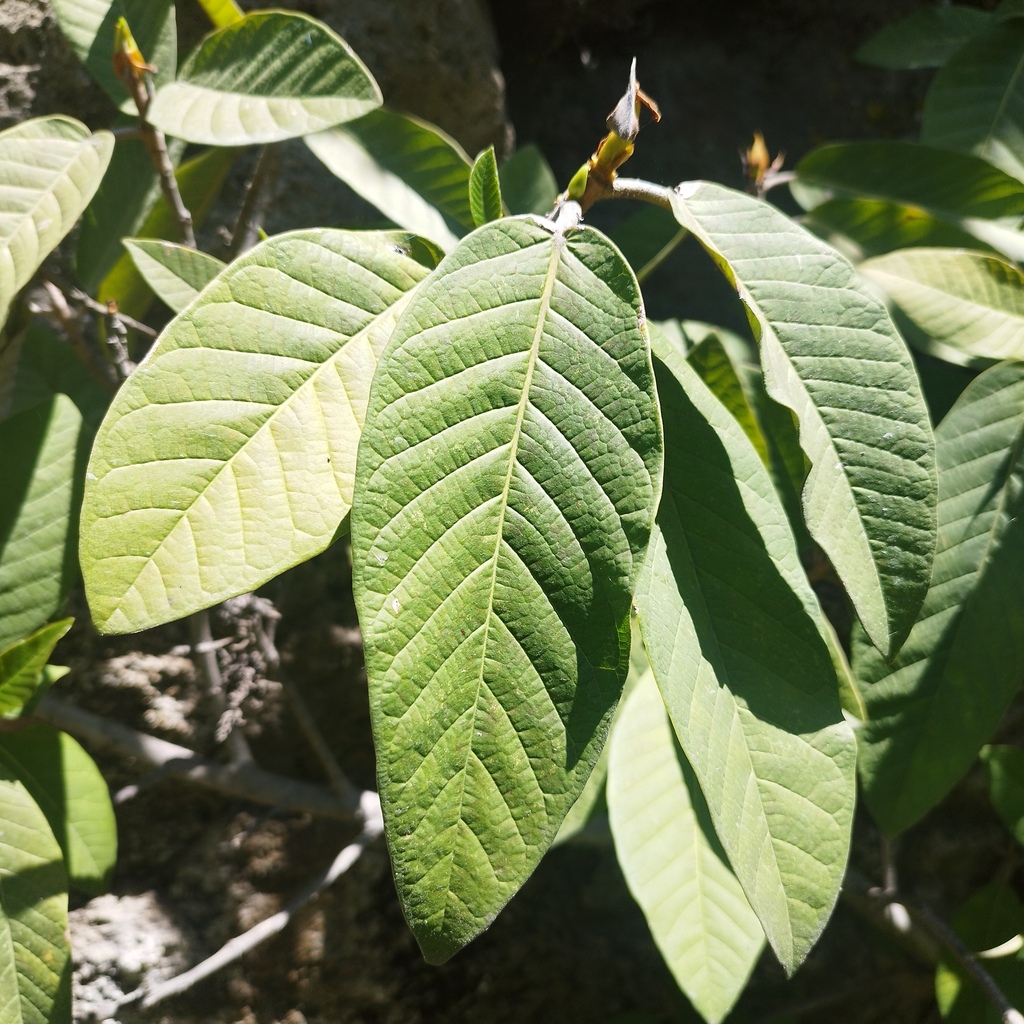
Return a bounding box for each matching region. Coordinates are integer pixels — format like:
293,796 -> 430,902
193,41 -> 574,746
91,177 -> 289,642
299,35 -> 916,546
437,231 -> 563,926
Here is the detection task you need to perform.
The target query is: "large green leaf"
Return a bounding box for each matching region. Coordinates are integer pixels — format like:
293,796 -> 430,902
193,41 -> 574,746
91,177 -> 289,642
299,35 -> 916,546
861,248 -> 1024,366
923,19 -> 1024,184
0,764 -> 70,1024
498,144 -> 558,217
635,338 -> 855,972
608,670 -> 764,1024
148,11 -> 381,146
306,108 -> 473,250
793,141 -> 1024,261
0,621 -> 73,718
0,118 -> 113,329
52,0 -> 176,108
81,230 -> 438,634
855,6 -> 991,69
351,216 -> 662,964
122,239 -> 224,313
855,360 -> 1024,835
672,181 -> 937,659
0,397 -> 87,653
981,745 -> 1024,846
0,725 -> 116,896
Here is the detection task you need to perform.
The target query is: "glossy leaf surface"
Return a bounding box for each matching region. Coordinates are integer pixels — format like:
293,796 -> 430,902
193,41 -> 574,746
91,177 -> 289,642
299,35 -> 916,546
672,180 -> 937,658
0,725 -> 116,896
0,118 -> 113,328
123,239 -> 225,313
81,230 -> 437,634
635,338 -> 855,972
352,216 -> 662,964
608,671 -> 764,1024
148,11 -> 381,145
856,361 -> 1024,834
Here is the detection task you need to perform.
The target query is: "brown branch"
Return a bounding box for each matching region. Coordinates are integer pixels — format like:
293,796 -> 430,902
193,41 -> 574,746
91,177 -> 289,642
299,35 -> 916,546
34,694 -> 363,820
227,145 -> 277,258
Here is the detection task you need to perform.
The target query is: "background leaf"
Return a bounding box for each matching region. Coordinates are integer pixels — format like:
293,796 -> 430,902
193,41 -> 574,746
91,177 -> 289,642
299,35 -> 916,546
608,670 -> 765,1024
855,360 -> 1024,835
196,0 -> 243,28
52,0 -> 176,108
0,764 -> 70,1024
81,230 -> 438,634
855,6 -> 991,69
635,339 -> 855,972
861,248 -> 1024,366
123,239 -> 224,312
0,117 -> 113,328
981,745 -> 1024,846
469,146 -> 503,227
922,19 -> 1024,184
352,217 -> 662,965
0,725 -> 116,896
0,397 -> 87,653
672,180 -> 937,659
0,620 -> 73,718
498,144 -> 558,216
609,205 -> 687,284
148,11 -> 381,146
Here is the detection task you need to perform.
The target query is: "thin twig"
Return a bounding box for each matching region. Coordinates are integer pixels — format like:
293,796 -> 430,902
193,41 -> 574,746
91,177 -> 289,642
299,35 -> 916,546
227,145 -> 277,258
34,694 -> 363,820
70,290 -> 157,338
117,791 -> 382,1012
33,282 -> 117,390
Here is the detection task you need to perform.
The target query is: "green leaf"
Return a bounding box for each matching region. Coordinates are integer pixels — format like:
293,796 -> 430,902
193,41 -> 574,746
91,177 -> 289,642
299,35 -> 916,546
635,338 -> 855,973
123,239 -> 225,313
76,125 -> 186,295
306,108 -> 473,250
935,883 -> 1024,1024
981,745 -> 1024,846
196,0 -> 243,28
0,763 -> 70,1024
608,670 -> 764,1024
351,216 -> 662,964
0,117 -> 113,329
923,19 -> 1024,184
608,205 -> 687,284
0,726 -> 115,896
52,0 -> 176,108
469,147 -> 503,227
672,180 -> 937,659
0,397 -> 87,653
148,11 -> 381,146
0,621 -> 73,718
97,144 -> 234,318
855,360 -> 1024,835
861,248 -> 1024,367
499,144 -> 558,217
81,230 -> 438,634
856,7 -> 991,69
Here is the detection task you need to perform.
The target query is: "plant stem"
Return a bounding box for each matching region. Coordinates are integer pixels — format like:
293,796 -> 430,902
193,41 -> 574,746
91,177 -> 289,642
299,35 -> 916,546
605,176 -> 675,211
227,145 -> 277,258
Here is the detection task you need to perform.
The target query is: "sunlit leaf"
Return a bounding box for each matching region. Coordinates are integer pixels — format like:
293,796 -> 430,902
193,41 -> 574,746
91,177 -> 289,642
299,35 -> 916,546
635,337 -> 855,972
0,620 -> 73,718
856,6 -> 991,69
196,0 -> 243,28
81,230 -> 439,634
148,11 -> 381,146
672,180 -> 937,659
0,725 -> 116,896
0,117 -> 113,329
856,361 -> 1024,835
861,248 -> 1024,366
352,216 -> 662,964
123,239 -> 225,313
469,147 -> 503,227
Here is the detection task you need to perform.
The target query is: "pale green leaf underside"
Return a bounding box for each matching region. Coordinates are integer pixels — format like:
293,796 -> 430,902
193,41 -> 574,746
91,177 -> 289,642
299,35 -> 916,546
0,621 -> 73,718
0,768 -> 69,1024
81,229 -> 435,634
0,117 -> 113,328
51,0 -> 177,108
922,19 -> 1024,184
856,360 -> 1024,835
0,396 -> 85,653
608,671 -> 764,1024
635,340 -> 855,972
123,239 -> 225,313
148,11 -> 382,145
861,248 -> 1024,366
352,216 -> 662,964
306,108 -> 473,250
0,726 -> 116,896
672,180 -> 937,658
